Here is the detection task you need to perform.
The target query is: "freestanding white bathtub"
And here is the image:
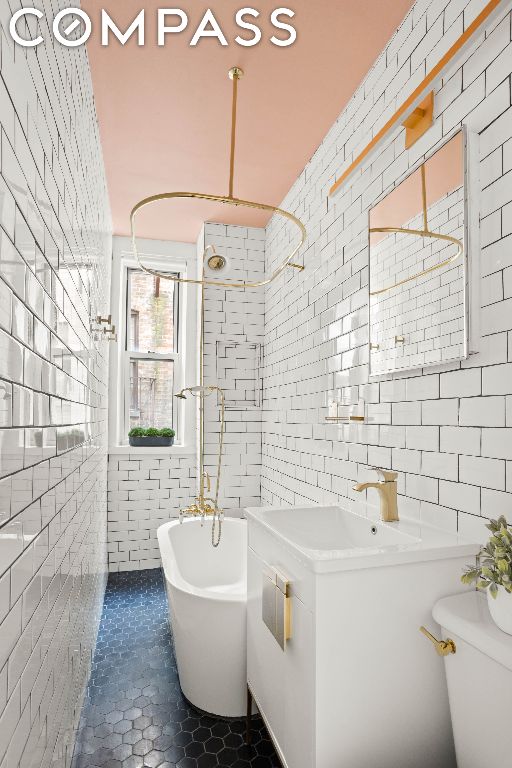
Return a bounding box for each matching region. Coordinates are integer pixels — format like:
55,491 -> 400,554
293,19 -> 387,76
157,517 -> 248,717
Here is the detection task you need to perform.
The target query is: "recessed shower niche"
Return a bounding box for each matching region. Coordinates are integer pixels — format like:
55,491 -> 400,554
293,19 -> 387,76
368,128 -> 479,377
216,340 -> 262,408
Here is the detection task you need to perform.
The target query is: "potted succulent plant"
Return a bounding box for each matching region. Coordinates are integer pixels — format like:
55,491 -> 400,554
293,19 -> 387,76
461,515 -> 512,635
128,427 -> 175,447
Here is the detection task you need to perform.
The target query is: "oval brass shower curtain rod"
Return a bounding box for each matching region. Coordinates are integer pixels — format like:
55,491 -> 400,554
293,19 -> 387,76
130,66 -> 306,288
369,164 -> 463,297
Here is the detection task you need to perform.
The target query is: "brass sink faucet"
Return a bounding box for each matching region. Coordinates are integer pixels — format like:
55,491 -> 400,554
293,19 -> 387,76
353,468 -> 399,522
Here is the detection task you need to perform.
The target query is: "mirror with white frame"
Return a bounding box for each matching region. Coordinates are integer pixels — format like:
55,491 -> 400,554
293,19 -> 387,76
368,130 -> 468,377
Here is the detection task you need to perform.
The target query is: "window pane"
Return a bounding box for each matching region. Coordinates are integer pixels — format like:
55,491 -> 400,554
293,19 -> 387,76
129,359 -> 175,430
128,269 -> 177,353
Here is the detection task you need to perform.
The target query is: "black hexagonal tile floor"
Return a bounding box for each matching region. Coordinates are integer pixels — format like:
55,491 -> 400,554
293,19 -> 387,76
72,569 -> 281,768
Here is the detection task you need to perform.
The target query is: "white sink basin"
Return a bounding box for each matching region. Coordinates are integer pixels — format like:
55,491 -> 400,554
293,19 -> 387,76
245,504 -> 479,573
254,505 -> 419,549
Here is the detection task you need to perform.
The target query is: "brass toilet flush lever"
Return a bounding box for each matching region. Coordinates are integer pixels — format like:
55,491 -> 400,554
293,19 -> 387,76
419,626 -> 456,656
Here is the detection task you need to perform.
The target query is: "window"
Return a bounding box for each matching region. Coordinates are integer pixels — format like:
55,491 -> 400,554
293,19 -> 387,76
110,238 -> 197,450
125,268 -> 180,434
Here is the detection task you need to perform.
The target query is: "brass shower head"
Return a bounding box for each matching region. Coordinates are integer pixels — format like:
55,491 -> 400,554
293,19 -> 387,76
207,253 -> 227,271
175,384 -> 221,402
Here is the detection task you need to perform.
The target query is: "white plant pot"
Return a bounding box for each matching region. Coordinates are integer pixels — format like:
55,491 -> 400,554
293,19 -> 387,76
487,586 -> 512,635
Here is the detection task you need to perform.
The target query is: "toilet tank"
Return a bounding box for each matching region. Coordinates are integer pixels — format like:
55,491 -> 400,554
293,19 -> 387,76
433,592 -> 512,768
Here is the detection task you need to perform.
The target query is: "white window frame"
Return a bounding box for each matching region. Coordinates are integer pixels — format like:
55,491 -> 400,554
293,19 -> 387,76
125,265 -> 180,434
109,236 -> 198,454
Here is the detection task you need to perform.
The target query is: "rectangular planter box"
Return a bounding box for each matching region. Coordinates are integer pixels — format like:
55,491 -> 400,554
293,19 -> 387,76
128,436 -> 174,447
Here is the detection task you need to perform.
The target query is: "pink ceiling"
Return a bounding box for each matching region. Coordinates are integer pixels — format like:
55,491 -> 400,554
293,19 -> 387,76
83,0 -> 415,243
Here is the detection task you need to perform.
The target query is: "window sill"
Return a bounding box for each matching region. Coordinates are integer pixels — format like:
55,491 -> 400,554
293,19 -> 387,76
108,445 -> 196,457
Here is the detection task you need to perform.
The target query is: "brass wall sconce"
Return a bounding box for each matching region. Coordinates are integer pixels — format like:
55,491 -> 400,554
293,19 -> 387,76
402,92 -> 434,149
329,0 -> 503,195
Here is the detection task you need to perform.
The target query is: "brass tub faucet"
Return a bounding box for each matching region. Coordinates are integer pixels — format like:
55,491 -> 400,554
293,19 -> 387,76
353,468 -> 399,523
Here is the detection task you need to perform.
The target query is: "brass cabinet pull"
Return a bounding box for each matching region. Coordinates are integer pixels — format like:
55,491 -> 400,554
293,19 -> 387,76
262,567 -> 292,650
420,626 -> 456,656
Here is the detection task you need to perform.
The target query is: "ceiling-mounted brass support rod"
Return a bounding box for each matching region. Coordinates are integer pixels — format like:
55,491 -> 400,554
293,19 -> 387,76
421,164 -> 428,232
228,67 -> 244,199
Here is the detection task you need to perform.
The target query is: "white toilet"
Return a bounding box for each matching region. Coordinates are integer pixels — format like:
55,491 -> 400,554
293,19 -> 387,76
433,592 -> 512,768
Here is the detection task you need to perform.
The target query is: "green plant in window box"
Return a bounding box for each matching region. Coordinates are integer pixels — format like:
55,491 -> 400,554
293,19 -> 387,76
128,426 -> 175,447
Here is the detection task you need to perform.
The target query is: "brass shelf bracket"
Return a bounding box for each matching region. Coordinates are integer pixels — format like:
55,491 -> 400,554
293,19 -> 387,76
325,399 -> 366,423
325,415 -> 365,423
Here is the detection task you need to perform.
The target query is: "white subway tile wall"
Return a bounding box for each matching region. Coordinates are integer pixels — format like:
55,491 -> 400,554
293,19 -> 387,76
263,0 -> 512,540
106,223 -> 265,570
203,224 -> 264,513
0,6 -> 111,768
107,454 -> 197,571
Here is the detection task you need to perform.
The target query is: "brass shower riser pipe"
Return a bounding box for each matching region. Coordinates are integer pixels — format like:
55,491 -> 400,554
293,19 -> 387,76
129,66 -> 307,535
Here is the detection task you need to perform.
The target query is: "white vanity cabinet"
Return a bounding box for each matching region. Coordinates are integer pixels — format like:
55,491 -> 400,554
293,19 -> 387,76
247,546 -> 314,768
246,505 -> 480,768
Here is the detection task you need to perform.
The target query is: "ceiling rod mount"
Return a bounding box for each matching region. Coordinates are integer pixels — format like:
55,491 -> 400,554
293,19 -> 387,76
228,66 -> 244,80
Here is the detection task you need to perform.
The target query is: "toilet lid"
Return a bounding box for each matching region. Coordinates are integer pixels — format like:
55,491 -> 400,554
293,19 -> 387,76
433,592 -> 512,672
